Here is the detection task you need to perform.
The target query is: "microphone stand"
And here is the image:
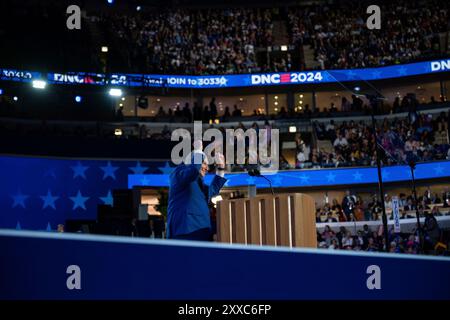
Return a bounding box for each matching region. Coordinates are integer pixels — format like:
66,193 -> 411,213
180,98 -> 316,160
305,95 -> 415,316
367,94 -> 390,252
259,174 -> 275,196
248,167 -> 275,195
373,131 -> 423,252
321,69 -> 392,253
408,159 -> 424,253
324,69 -> 425,253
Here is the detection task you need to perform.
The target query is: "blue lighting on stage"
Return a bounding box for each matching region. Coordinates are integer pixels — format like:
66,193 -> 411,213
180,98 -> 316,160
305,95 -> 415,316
128,161 -> 450,189
1,153 -> 450,231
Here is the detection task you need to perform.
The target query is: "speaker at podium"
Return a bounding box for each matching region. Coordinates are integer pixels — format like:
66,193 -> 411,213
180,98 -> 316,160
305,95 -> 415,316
216,193 -> 317,248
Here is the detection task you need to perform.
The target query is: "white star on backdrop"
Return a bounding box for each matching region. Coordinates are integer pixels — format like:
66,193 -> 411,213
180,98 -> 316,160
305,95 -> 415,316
352,171 -> 363,181
346,70 -> 357,79
100,161 -> 119,180
129,161 -> 148,174
99,190 -> 113,206
434,165 -> 444,175
299,175 -> 310,184
158,162 -> 175,174
381,170 -> 391,181
11,191 -> 29,208
71,162 -> 89,179
69,190 -> 89,210
140,177 -> 150,185
397,66 -> 407,75
371,70 -> 382,78
326,172 -> 336,183
40,190 -> 59,210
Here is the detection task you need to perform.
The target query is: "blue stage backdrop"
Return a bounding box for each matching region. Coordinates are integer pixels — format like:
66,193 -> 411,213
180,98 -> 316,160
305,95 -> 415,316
1,58 -> 450,88
0,155 -> 167,230
1,154 -> 450,231
128,160 -> 450,188
0,230 -> 449,300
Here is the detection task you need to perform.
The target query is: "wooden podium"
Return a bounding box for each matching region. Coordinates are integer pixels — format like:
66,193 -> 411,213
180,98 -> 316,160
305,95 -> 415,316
216,193 -> 317,248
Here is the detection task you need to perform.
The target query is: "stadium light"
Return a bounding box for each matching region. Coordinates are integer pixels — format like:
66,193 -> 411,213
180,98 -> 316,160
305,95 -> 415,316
32,80 -> 47,89
108,88 -> 123,97
136,6 -> 141,11
13,96 -> 18,101
75,96 -> 82,103
114,128 -> 123,136
354,86 -> 361,92
281,45 -> 288,51
289,126 -> 297,133
101,46 -> 108,53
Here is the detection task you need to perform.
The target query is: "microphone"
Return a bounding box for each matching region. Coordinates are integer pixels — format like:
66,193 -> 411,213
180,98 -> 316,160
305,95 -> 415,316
247,167 -> 260,177
246,165 -> 274,195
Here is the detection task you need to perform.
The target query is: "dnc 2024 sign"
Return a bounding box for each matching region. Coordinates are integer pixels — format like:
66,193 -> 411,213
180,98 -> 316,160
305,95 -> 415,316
1,59 -> 450,89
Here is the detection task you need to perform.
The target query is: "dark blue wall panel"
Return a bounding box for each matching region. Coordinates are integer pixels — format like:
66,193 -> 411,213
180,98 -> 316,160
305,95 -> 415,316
0,230 -> 449,300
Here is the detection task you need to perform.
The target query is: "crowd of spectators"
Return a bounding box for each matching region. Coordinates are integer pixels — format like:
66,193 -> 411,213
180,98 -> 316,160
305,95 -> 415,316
1,1 -> 450,74
98,1 -> 450,74
287,0 -> 449,70
313,110 -> 450,168
2,89 -> 450,170
100,8 -> 274,74
151,98 -> 260,123
100,1 -> 450,74
316,189 -> 450,223
316,188 -> 450,254
317,223 -> 443,254
149,94 -> 447,125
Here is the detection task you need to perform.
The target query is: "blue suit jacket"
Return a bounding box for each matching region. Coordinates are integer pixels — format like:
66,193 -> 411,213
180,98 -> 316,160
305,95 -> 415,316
167,163 -> 227,238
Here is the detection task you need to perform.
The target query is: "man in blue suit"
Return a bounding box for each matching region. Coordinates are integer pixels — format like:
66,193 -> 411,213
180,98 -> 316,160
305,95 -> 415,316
167,151 -> 227,241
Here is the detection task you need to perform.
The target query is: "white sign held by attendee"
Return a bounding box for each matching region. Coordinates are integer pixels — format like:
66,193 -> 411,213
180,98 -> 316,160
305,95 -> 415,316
392,196 -> 401,233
